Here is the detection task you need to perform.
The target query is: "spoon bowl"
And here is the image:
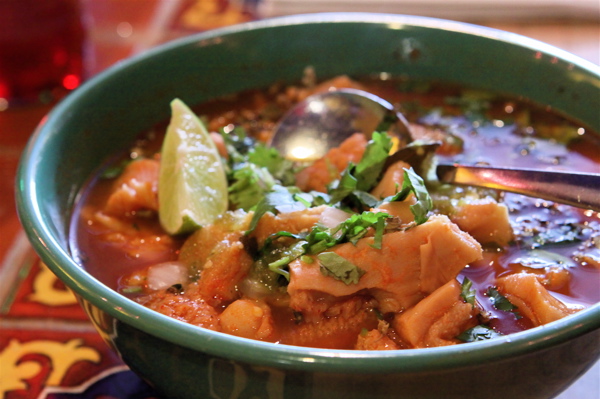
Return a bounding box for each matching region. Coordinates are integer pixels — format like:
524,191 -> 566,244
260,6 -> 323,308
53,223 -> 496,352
269,88 -> 412,161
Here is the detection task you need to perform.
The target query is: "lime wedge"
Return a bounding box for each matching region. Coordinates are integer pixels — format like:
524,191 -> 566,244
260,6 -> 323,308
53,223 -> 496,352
158,98 -> 228,235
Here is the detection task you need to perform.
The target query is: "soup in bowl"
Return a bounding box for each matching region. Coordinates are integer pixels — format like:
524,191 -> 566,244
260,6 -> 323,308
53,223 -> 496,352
16,13 -> 600,399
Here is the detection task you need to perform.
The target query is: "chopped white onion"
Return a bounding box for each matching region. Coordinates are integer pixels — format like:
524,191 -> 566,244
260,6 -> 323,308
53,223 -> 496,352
147,261 -> 188,291
318,206 -> 351,228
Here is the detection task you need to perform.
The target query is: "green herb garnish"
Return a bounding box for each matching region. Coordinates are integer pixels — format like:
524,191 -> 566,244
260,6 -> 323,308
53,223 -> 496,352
382,167 -> 432,225
317,252 -> 365,285
257,210 -> 391,282
304,211 -> 391,253
121,286 -> 143,294
354,132 -> 393,191
229,163 -> 276,210
457,325 -> 503,342
248,145 -> 296,186
487,287 -> 521,319
460,277 -> 476,308
219,125 -> 255,164
327,132 -> 392,206
533,223 -> 585,247
100,159 -> 132,179
267,240 -> 306,280
247,185 -> 308,234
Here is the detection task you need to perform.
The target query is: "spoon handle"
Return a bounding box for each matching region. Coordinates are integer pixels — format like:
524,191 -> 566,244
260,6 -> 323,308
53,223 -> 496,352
436,163 -> 600,212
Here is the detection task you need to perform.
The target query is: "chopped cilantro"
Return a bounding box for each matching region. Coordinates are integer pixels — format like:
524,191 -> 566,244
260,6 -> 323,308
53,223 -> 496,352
121,286 -> 143,294
318,252 -> 365,285
354,132 -> 393,191
460,277 -> 476,308
256,210 -> 391,284
221,126 -> 299,213
229,163 -> 276,210
294,191 -> 331,208
457,325 -> 503,342
444,89 -> 494,123
220,125 -> 255,164
327,132 -> 392,207
328,165 -> 359,205
248,145 -> 296,186
100,159 -> 132,179
303,211 -> 391,254
247,185 -> 308,234
372,215 -> 387,250
267,240 -> 306,280
487,287 -> 521,318
383,168 -> 433,224
351,190 -> 381,209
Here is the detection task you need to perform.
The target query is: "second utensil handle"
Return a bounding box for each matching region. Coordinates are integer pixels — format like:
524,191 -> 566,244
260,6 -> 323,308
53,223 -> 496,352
436,163 -> 600,212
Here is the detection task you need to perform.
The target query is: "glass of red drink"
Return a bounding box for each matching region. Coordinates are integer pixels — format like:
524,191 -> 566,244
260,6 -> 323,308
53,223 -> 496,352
0,0 -> 84,108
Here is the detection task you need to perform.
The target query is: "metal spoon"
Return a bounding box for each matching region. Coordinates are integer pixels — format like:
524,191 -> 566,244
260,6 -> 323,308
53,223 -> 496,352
269,88 -> 412,162
270,89 -> 600,212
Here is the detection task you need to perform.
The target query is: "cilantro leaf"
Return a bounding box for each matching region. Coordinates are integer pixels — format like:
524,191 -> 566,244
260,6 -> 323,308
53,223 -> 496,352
351,190 -> 381,209
293,191 -> 331,208
371,214 -> 387,250
247,185 -> 307,234
259,231 -> 306,256
354,132 -> 393,191
101,158 -> 132,179
267,240 -> 306,280
328,165 -> 358,205
318,252 -> 365,285
460,277 -> 476,308
457,325 -> 503,342
327,132 -> 392,207
383,168 -> 432,224
221,126 -> 301,212
487,287 -> 521,319
248,144 -> 296,186
534,223 -> 584,247
229,163 -> 276,210
303,211 -> 391,254
219,126 -> 256,165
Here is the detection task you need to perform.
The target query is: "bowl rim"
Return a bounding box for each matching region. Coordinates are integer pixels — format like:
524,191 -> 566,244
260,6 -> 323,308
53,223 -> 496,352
16,12 -> 600,373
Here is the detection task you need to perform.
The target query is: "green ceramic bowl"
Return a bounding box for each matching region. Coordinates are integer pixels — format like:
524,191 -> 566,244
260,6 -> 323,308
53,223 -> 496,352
16,13 -> 600,399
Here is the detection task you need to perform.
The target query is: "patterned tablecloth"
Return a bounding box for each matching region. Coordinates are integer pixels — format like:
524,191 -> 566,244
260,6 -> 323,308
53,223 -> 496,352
0,102 -> 158,398
0,2 -> 598,398
1,2 -> 251,397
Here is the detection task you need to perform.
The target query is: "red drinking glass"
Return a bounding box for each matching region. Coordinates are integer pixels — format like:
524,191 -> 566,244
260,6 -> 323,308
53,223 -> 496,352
0,0 -> 84,107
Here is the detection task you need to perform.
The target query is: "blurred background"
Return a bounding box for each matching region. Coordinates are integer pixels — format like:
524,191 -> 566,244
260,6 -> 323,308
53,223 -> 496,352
0,0 -> 598,110
83,0 -> 599,76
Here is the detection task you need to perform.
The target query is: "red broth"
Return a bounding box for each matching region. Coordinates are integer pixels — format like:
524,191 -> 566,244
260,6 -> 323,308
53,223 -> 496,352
70,76 -> 600,349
